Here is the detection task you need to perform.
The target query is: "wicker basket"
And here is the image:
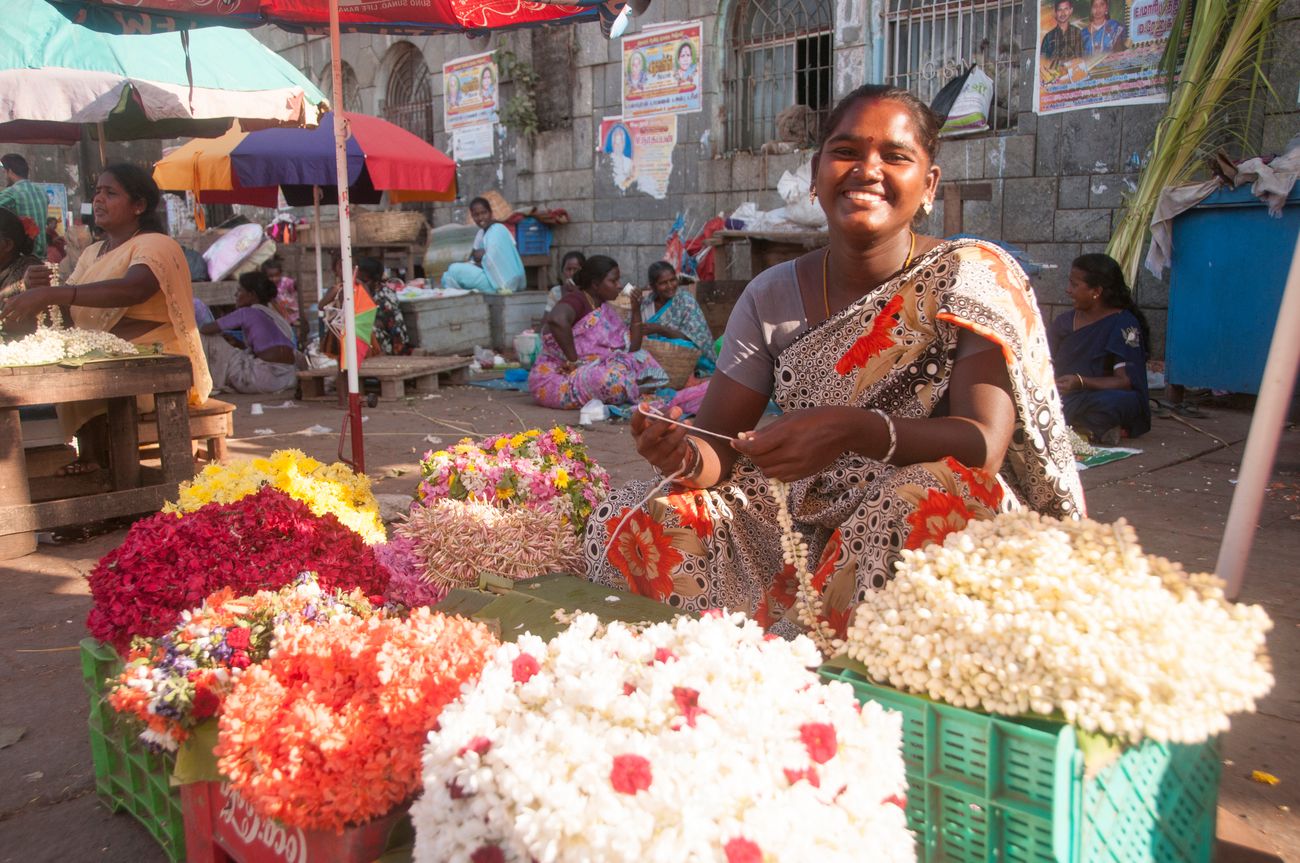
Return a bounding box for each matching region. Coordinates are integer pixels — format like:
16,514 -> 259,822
643,339 -> 700,389
295,211 -> 429,248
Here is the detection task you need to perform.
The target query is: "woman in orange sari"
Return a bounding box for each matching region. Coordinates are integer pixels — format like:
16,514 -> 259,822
0,164 -> 211,473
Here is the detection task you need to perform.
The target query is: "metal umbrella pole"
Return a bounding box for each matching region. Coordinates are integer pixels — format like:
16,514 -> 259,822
329,0 -> 363,472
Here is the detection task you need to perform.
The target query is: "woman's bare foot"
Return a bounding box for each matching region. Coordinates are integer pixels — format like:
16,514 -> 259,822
57,460 -> 100,477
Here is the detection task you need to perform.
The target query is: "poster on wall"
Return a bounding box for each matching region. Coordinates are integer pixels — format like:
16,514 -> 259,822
598,115 -> 678,200
35,182 -> 68,230
453,124 -> 495,162
1034,0 -> 1179,114
443,50 -> 500,131
621,20 -> 703,120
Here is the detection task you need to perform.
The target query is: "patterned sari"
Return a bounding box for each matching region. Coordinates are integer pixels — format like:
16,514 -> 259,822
528,301 -> 668,409
642,290 -> 718,375
585,240 -> 1084,637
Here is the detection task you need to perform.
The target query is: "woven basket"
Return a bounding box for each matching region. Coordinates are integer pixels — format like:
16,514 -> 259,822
352,211 -> 428,245
644,339 -> 700,389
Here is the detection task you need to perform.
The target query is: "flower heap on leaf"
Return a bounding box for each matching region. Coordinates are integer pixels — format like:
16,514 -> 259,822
164,448 -> 385,545
375,535 -> 448,608
412,612 -> 913,863
107,573 -> 381,753
845,510 -> 1274,745
416,427 -> 609,537
88,486 -> 389,651
216,609 -> 498,834
0,304 -> 138,367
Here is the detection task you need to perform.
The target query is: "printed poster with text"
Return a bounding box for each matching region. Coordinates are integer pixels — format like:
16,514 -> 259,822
621,21 -> 703,120
1035,0 -> 1178,114
599,115 -> 678,200
443,50 -> 500,131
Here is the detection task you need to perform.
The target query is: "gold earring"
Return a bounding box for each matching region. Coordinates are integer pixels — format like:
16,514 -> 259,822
809,187 -> 817,204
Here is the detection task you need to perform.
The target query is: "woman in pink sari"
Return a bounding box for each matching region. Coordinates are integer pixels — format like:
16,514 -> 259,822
528,254 -> 667,409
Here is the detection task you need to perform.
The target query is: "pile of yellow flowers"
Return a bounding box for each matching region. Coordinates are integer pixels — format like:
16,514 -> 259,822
164,449 -> 386,544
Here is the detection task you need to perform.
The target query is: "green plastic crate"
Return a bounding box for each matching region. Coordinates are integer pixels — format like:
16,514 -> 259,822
80,638 -> 186,863
820,666 -> 1220,863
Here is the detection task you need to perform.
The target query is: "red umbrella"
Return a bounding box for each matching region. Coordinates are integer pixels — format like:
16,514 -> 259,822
52,0 -> 649,471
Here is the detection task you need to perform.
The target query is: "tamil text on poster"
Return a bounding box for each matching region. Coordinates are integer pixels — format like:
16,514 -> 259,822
621,21 -> 702,120
443,50 -> 500,131
598,115 -> 678,200
1035,0 -> 1178,115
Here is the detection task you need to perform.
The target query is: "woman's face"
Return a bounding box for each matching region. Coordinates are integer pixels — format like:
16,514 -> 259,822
592,266 -> 622,303
631,54 -> 644,77
481,70 -> 493,92
235,285 -> 255,308
562,256 -> 583,282
611,128 -> 628,152
93,172 -> 142,234
651,269 -> 678,301
678,45 -> 694,71
264,265 -> 281,281
1090,0 -> 1108,22
1066,267 -> 1101,311
812,98 -> 938,243
470,202 -> 493,230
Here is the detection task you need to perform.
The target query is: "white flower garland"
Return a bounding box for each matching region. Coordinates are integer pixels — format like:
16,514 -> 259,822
771,479 -> 843,656
0,312 -> 138,368
412,612 -> 913,863
844,510 -> 1274,744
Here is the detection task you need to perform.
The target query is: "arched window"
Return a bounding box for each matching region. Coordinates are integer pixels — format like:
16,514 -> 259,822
321,61 -> 362,114
382,45 -> 434,141
727,0 -> 833,151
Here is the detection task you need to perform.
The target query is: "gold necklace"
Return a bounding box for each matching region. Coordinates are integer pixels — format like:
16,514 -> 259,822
99,227 -> 142,258
822,230 -> 916,320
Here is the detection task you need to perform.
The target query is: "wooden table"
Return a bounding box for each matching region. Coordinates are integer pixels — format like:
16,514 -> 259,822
707,229 -> 829,278
0,355 -> 194,559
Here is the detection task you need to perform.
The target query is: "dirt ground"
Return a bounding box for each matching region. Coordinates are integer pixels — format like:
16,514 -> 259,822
1,383 -> 1296,862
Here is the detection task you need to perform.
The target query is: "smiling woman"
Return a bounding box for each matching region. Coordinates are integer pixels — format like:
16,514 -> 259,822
585,85 -> 1083,639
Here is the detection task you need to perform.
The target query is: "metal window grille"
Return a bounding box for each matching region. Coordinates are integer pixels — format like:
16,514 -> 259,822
323,62 -> 363,113
883,0 -> 1022,132
727,0 -> 834,152
382,47 -> 434,142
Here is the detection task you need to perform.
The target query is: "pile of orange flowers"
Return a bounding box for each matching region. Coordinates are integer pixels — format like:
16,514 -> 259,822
215,609 -> 499,833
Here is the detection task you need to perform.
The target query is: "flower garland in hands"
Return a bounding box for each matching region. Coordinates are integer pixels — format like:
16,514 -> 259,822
0,304 -> 137,367
412,612 -> 912,863
771,479 -> 842,656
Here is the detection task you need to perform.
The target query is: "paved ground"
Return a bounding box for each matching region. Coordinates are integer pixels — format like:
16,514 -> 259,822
0,383 -> 1296,862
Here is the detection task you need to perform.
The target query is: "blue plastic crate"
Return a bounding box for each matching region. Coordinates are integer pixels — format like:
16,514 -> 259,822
515,217 -> 552,256
820,666 -> 1220,863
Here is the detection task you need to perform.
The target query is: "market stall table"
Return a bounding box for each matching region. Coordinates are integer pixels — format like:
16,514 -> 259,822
0,355 -> 194,559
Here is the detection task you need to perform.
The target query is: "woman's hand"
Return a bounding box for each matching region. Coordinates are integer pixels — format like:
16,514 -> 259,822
632,405 -> 691,475
732,406 -> 857,482
23,264 -> 53,291
0,285 -> 59,327
1055,373 -> 1082,393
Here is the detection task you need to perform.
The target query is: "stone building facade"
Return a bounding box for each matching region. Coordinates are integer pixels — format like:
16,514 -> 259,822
249,0 -> 1300,359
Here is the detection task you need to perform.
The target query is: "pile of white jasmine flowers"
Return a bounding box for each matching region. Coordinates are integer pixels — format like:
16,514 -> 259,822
413,612 -> 913,863
0,312 -> 137,367
845,510 -> 1274,744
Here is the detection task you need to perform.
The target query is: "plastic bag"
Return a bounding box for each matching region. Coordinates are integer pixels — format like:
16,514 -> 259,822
776,161 -> 828,228
933,65 -> 994,138
578,399 -> 609,426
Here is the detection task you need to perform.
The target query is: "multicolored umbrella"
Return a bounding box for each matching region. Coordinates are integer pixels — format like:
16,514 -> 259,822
321,279 -> 376,370
154,112 -> 457,206
0,0 -> 327,144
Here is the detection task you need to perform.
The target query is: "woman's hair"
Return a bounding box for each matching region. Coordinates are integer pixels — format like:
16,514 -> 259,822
561,250 -> 586,269
238,271 -> 277,305
101,163 -> 165,234
1072,253 -> 1150,353
575,254 -> 619,291
468,196 -> 492,214
647,261 -> 676,286
261,257 -> 283,275
0,207 -> 35,258
818,84 -> 942,165
355,256 -> 384,282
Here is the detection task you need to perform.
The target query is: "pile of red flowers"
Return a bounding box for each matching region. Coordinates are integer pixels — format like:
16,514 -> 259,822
87,487 -> 389,651
215,608 -> 499,833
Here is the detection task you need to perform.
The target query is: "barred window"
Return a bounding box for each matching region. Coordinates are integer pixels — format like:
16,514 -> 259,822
883,0 -> 1022,132
382,44 -> 434,142
727,0 -> 834,152
321,61 -> 362,113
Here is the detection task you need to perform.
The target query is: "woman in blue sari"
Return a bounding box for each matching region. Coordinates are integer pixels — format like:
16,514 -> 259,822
1048,253 -> 1150,444
639,262 -> 717,375
441,196 -> 525,294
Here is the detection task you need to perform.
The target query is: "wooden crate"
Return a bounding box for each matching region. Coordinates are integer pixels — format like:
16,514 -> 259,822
483,291 -> 549,352
297,355 -> 471,401
400,293 -> 490,355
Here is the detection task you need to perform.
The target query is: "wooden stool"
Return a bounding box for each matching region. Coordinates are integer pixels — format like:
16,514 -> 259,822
297,356 -> 472,402
138,397 -> 236,462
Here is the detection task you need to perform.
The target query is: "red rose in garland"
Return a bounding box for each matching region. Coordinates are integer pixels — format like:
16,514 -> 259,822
87,487 -> 389,651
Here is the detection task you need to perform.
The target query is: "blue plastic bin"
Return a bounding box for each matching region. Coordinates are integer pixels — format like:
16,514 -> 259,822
515,217 -> 552,256
1167,185 -> 1300,393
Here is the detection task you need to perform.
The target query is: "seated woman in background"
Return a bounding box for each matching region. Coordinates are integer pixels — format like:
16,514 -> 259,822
262,257 -> 298,326
1048,253 -> 1151,444
199,272 -> 298,394
0,207 -> 44,309
0,163 -> 211,474
441,196 -> 525,294
546,250 -> 586,312
528,254 -> 667,409
640,261 -> 718,376
319,256 -> 411,357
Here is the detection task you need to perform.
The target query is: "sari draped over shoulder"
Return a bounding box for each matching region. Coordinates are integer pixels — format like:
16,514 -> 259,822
440,223 -> 526,294
643,290 -> 718,375
527,302 -> 669,409
585,239 -> 1083,637
59,234 -> 212,434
